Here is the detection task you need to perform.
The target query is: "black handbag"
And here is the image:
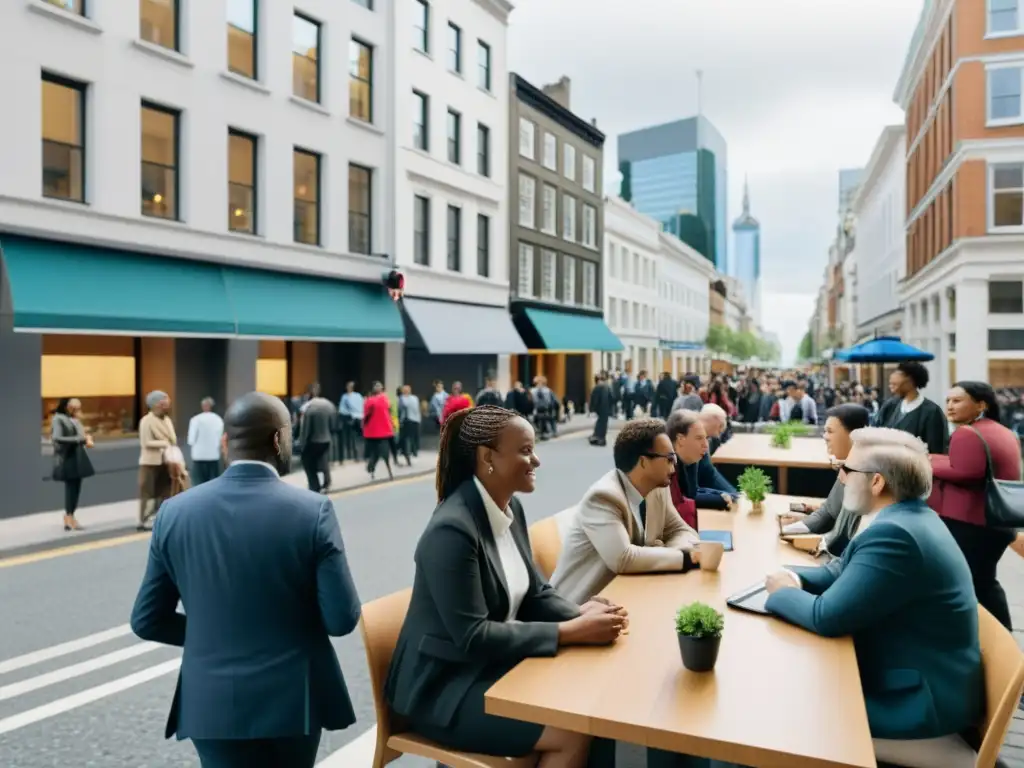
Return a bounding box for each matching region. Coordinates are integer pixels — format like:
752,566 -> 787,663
967,426 -> 1024,529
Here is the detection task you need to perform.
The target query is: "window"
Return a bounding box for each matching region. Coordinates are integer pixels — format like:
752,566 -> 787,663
582,155 -> 596,192
518,244 -> 535,298
583,262 -> 597,307
477,123 -> 490,176
476,214 -> 490,277
541,250 -> 557,301
991,163 -> 1024,227
477,40 -> 491,91
414,195 -> 430,265
608,243 -> 617,278
292,13 -> 321,103
563,143 -> 576,181
256,340 -> 288,396
447,205 -> 461,271
141,103 -> 178,220
989,280 -> 1024,313
228,129 -> 257,234
621,249 -> 628,279
519,118 -> 535,159
348,164 -> 372,254
609,300 -> 618,327
140,0 -> 178,51
412,90 -> 429,150
41,335 -> 140,443
989,0 -> 1019,34
563,194 -> 576,241
563,255 -> 576,304
293,148 -> 320,245
41,74 -> 85,203
349,39 -> 373,122
519,175 -> 536,228
414,0 -> 429,53
582,204 -> 596,247
541,184 -> 557,234
44,0 -> 84,15
227,0 -> 257,79
621,298 -> 629,328
988,65 -> 1023,123
543,132 -> 557,170
447,22 -> 461,73
447,109 -> 461,164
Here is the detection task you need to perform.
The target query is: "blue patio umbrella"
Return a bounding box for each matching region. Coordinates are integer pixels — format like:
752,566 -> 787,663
834,336 -> 934,364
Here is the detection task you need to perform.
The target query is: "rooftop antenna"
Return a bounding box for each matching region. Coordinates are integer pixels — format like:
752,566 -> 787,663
696,69 -> 703,120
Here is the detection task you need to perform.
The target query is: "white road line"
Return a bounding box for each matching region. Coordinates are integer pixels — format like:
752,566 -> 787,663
0,642 -> 160,702
0,657 -> 181,736
0,624 -> 133,676
317,725 -> 378,766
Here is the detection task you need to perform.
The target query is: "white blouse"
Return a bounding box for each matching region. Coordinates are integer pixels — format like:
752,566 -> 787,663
473,476 -> 531,621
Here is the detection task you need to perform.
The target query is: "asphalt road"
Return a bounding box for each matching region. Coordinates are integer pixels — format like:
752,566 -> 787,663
0,430 -> 613,768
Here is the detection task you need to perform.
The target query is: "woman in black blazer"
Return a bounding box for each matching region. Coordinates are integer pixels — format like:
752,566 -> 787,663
385,405 -> 626,766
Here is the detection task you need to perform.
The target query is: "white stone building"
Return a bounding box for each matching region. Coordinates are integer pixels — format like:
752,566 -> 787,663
658,231 -> 715,375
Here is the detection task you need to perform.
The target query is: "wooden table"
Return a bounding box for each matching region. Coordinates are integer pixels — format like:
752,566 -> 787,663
712,433 -> 833,495
486,496 -> 875,768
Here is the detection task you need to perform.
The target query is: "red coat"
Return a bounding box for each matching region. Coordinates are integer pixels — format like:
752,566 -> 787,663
928,417 -> 1022,527
668,459 -> 699,530
441,394 -> 471,423
362,393 -> 394,439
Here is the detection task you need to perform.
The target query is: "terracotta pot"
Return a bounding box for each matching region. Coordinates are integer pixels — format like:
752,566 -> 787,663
751,500 -> 765,514
677,634 -> 722,672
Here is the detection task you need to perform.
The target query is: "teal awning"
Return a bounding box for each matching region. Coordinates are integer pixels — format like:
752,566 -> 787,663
0,236 -> 236,335
521,307 -> 623,352
0,235 -> 404,341
223,267 -> 404,341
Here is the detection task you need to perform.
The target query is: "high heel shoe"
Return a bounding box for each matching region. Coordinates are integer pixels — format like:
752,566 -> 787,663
63,514 -> 72,532
68,516 -> 84,531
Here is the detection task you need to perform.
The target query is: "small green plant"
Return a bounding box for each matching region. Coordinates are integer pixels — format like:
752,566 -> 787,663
737,466 -> 773,502
675,601 -> 724,639
768,421 -> 810,448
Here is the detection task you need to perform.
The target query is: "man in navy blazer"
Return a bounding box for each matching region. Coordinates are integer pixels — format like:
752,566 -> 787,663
130,392 -> 362,768
765,427 -> 982,765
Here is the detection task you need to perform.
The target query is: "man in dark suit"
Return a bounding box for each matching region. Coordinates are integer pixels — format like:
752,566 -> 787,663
130,391 -> 362,768
299,382 -> 336,493
588,372 -> 613,446
765,427 -> 982,765
654,371 -> 677,419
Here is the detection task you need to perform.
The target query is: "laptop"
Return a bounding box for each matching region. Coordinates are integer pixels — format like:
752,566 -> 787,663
726,581 -> 772,615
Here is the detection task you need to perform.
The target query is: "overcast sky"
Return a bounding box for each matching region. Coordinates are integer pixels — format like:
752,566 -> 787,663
508,0 -> 923,364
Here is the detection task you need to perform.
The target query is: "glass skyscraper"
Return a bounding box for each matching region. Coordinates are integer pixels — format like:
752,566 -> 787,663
618,116 -> 728,272
732,180 -> 761,324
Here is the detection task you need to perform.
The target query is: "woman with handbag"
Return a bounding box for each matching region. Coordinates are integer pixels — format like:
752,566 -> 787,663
51,398 -> 95,531
929,381 -> 1022,630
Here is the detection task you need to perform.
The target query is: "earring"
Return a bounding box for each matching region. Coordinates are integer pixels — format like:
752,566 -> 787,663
488,465 -> 494,474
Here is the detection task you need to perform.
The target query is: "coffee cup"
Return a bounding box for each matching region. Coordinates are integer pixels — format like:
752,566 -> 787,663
696,541 -> 724,572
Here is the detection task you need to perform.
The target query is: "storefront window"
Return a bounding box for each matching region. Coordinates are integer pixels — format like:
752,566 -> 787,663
41,335 -> 138,442
256,340 -> 288,396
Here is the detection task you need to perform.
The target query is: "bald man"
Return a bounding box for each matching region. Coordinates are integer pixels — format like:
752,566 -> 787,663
131,392 -> 362,768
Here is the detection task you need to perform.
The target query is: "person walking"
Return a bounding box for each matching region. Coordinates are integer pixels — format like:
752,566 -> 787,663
588,373 -> 613,447
130,392 -> 362,768
51,397 -> 95,532
338,382 -> 364,461
398,385 -> 421,464
187,397 -> 223,486
299,384 -> 336,494
138,390 -> 176,531
363,382 -> 394,481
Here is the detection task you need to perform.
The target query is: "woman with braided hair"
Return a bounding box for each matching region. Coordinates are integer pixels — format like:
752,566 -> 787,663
385,405 -> 628,766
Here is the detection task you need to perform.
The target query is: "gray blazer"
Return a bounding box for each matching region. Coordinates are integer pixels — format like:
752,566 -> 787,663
300,397 -> 336,446
551,470 -> 699,605
802,477 -> 861,557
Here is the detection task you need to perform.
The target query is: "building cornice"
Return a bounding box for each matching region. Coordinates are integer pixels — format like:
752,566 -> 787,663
471,0 -> 514,23
852,125 -> 906,213
893,0 -> 954,109
512,73 -> 605,148
658,231 -> 717,278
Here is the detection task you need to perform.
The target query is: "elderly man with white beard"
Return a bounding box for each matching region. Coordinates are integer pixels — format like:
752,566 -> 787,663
764,427 -> 983,768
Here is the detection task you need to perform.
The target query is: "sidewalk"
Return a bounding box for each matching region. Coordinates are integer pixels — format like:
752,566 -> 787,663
0,414 -> 599,557
998,552 -> 1024,766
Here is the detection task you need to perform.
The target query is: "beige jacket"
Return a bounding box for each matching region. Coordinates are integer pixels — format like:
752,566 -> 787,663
550,469 -> 699,604
138,412 -> 177,466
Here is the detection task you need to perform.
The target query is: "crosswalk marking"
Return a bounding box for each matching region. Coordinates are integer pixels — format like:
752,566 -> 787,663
0,624 -> 133,675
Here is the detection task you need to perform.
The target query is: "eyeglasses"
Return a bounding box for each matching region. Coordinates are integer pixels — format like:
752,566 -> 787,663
643,451 -> 677,462
836,461 -> 874,476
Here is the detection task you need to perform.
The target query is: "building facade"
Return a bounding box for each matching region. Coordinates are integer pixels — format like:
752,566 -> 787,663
852,125 -> 906,343
731,179 -> 762,325
508,74 -> 619,408
0,0 -> 403,516
894,0 -> 1024,394
618,116 -> 729,272
392,0 -> 523,399
657,231 -> 715,375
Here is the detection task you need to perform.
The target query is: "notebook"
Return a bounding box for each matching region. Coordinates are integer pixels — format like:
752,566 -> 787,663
726,582 -> 772,615
699,530 -> 733,551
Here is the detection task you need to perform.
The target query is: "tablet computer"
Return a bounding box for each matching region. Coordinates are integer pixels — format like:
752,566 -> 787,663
699,530 -> 733,551
726,582 -> 772,615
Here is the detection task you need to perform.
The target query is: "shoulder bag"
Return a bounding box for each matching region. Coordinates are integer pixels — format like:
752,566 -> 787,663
967,426 -> 1024,529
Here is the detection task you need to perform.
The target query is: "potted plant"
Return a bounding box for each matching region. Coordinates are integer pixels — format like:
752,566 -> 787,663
675,601 -> 725,672
768,422 -> 794,449
737,466 -> 772,514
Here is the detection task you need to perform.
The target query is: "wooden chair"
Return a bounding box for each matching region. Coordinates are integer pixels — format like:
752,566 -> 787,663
974,606 -> 1024,768
528,516 -> 562,581
359,588 -> 538,768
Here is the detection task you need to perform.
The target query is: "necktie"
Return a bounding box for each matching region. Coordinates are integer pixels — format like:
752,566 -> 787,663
638,500 -> 647,529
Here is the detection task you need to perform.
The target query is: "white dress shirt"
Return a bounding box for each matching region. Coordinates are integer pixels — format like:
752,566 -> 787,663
473,476 -> 530,621
187,411 -> 224,461
617,469 -> 646,537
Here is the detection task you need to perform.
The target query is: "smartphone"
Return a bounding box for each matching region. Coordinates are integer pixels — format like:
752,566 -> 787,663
788,502 -> 807,513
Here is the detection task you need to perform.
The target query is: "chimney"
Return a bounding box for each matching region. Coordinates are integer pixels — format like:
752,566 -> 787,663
541,76 -> 571,109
